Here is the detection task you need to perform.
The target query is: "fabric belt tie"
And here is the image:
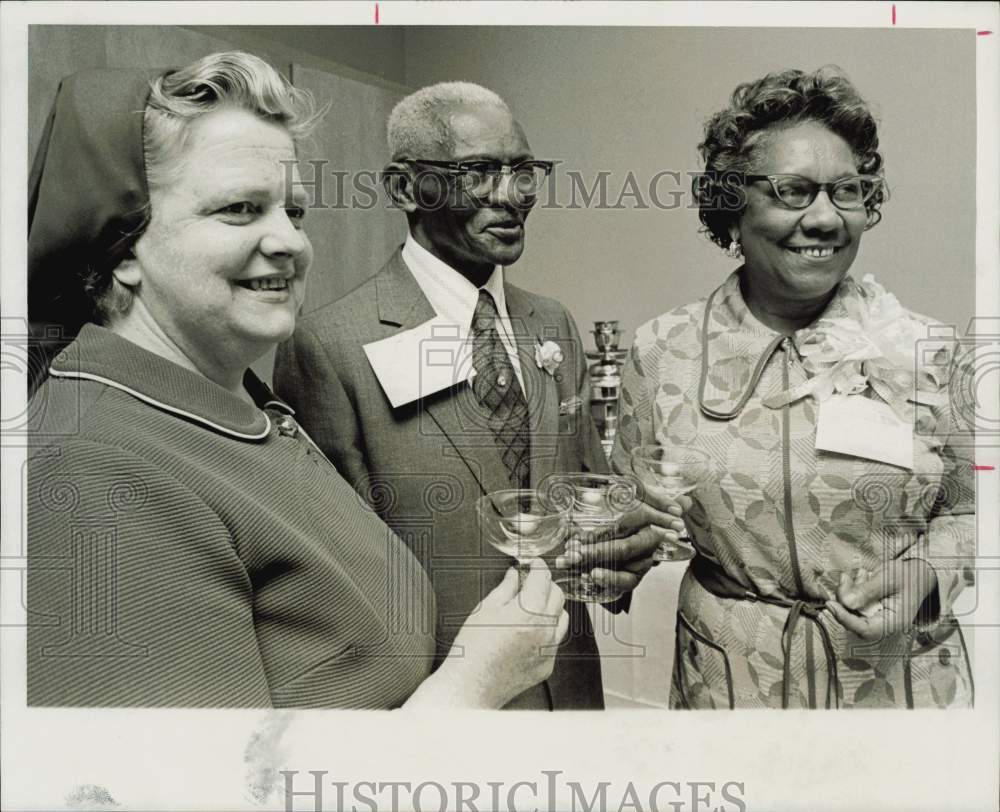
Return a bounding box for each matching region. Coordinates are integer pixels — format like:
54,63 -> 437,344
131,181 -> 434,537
690,554 -> 840,709
471,289 -> 530,489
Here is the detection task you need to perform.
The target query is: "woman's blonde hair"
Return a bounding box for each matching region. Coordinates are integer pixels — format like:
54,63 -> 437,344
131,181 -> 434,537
92,51 -> 320,324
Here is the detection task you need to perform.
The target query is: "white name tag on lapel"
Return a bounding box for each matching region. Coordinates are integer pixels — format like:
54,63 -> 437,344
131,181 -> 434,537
815,394 -> 913,470
363,316 -> 473,409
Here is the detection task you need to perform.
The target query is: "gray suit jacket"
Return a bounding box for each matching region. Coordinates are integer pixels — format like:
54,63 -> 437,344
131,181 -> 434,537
274,249 -> 610,709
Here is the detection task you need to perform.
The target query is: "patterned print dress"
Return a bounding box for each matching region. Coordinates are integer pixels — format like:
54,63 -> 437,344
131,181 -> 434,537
612,272 -> 975,709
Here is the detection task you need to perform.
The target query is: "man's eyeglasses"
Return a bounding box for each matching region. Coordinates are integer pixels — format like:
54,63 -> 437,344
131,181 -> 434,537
406,159 -> 554,199
743,173 -> 887,211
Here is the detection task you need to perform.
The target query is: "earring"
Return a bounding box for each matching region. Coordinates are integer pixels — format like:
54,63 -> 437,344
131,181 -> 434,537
726,240 -> 742,259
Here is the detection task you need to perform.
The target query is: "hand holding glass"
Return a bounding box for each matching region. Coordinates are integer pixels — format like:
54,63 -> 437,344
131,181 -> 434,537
476,490 -> 570,583
630,445 -> 710,562
541,473 -> 638,603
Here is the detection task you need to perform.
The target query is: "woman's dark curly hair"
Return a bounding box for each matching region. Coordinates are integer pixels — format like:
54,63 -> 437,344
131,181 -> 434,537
694,66 -> 887,250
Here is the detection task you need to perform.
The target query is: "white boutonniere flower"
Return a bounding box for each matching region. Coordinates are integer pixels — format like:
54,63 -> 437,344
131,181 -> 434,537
534,339 -> 564,376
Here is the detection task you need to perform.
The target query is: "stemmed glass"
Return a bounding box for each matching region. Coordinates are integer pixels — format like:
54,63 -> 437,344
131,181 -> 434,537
629,445 -> 710,562
540,473 -> 639,604
475,489 -> 571,583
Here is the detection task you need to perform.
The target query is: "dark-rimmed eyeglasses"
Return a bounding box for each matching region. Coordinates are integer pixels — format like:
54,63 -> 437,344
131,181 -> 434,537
743,173 -> 887,211
405,159 -> 554,198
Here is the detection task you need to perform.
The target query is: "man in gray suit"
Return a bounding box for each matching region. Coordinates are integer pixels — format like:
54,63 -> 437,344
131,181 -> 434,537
274,82 -> 682,709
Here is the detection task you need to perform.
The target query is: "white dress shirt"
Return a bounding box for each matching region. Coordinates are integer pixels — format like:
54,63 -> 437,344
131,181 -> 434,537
401,233 -> 525,388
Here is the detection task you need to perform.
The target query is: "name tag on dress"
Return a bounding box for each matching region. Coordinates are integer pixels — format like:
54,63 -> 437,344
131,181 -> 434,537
815,394 -> 913,470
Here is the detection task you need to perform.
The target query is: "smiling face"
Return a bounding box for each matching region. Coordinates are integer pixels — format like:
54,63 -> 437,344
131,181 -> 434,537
735,120 -> 868,327
411,104 -> 535,283
122,108 -> 312,379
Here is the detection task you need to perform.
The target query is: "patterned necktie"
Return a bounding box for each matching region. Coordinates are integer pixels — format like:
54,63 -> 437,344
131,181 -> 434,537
471,289 -> 531,489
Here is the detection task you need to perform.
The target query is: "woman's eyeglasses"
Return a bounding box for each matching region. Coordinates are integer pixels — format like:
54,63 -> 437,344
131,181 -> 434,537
744,173 -> 887,211
405,159 -> 554,199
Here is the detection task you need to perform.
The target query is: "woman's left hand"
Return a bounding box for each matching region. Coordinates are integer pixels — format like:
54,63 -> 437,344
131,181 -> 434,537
825,559 -> 938,640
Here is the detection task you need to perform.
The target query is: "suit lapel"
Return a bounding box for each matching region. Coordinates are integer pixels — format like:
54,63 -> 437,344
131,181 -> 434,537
375,249 -> 437,329
423,384 -> 514,497
505,285 -> 561,488
375,249 -> 509,497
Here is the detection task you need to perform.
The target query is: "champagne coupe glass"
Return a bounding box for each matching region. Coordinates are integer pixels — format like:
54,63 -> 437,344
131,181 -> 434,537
541,473 -> 639,603
475,489 -> 570,583
629,444 -> 710,562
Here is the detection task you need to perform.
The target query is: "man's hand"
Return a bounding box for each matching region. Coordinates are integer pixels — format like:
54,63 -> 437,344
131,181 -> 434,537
825,559 -> 939,641
554,490 -> 692,594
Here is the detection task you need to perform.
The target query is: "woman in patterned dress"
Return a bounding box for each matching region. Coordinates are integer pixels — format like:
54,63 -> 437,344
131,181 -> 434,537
612,67 -> 975,709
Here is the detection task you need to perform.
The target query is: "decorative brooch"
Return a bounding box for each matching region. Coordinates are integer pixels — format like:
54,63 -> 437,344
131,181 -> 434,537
764,274 -> 950,419
534,338 -> 564,376
559,396 -> 583,415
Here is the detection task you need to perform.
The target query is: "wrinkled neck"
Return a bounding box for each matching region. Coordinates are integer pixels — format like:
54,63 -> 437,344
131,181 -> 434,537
740,272 -> 834,335
108,301 -> 253,403
410,226 -> 495,288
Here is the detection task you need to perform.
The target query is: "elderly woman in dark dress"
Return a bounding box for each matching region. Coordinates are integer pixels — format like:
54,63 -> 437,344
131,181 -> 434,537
27,51 -> 566,708
613,67 -> 975,709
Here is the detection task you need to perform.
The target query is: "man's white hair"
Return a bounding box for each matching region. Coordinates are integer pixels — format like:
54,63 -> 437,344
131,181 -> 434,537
387,81 -> 510,160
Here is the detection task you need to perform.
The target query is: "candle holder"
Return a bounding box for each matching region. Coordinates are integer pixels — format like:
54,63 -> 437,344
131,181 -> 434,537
587,320 -> 628,459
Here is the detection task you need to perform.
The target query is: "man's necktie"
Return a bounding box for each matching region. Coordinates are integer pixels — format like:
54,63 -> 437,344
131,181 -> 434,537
471,289 -> 531,489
